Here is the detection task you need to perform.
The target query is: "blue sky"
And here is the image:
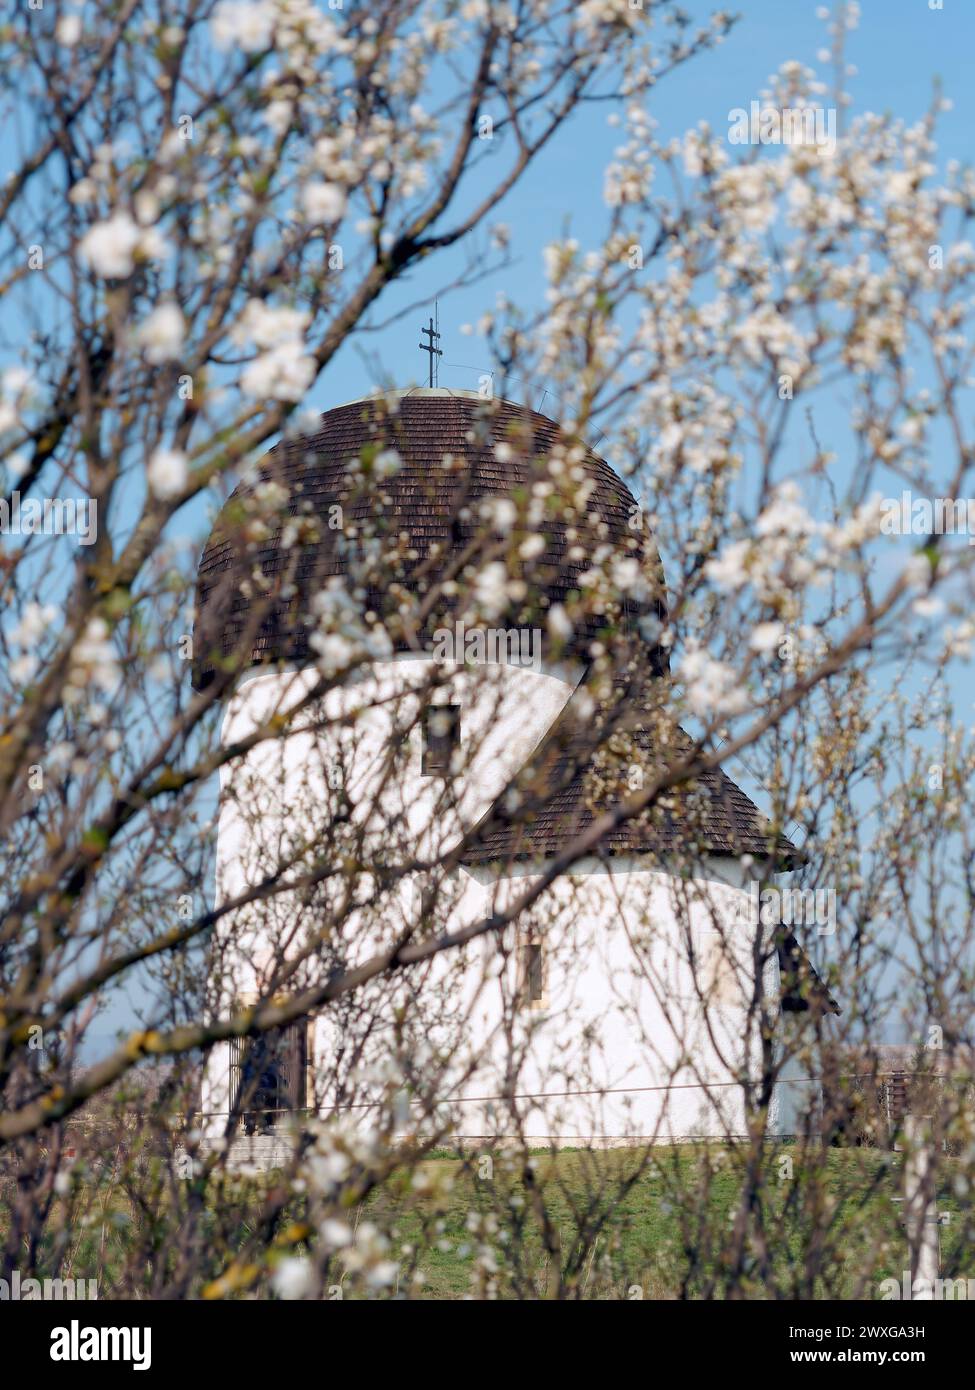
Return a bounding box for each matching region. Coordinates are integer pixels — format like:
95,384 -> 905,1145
316,0 -> 975,410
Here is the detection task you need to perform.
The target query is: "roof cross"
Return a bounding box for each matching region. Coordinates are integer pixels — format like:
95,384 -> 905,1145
418,311 -> 442,388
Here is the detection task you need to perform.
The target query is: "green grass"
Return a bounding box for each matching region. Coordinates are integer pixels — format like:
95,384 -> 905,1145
5,1143 -> 967,1299
353,1144 -> 966,1299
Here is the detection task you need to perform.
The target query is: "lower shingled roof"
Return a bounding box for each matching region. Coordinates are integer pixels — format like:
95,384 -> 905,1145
459,698 -> 798,867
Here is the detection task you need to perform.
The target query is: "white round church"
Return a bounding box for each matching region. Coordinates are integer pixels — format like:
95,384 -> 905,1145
194,389 -> 834,1155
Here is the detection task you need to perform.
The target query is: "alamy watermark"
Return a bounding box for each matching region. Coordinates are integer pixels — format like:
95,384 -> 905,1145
880,1270 -> 974,1300
50,1319 -> 150,1371
728,101 -> 836,154
880,491 -> 975,545
0,491 -> 97,545
431,622 -> 542,672
737,882 -> 836,935
0,1270 -> 98,1300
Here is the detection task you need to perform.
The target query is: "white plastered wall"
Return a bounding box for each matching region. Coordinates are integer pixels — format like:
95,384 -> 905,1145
201,655 -> 816,1143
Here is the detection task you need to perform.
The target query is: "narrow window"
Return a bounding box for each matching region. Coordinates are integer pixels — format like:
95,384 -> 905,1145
520,940 -> 545,1006
422,703 -> 460,775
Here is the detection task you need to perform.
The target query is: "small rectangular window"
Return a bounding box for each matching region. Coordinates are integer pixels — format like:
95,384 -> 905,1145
520,941 -> 545,1006
422,703 -> 460,776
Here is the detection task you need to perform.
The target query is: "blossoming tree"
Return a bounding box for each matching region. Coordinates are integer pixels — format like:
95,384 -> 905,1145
0,0 -> 973,1301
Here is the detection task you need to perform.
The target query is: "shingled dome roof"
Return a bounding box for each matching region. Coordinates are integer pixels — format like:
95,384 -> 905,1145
194,387 -> 795,870
193,389 -> 667,691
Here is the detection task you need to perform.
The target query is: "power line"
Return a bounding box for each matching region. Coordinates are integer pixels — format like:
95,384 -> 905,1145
192,1070 -> 917,1121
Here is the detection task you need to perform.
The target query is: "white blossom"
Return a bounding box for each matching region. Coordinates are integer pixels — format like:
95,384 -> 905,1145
241,340 -> 316,402
56,15 -> 83,46
749,621 -> 785,654
519,534 -> 546,560
211,0 -> 274,52
135,304 -> 185,364
705,540 -> 751,592
69,618 -> 120,694
320,1218 -> 353,1249
78,214 -> 141,278
300,181 -> 347,224
271,1257 -> 314,1300
482,497 -> 517,534
232,300 -> 309,350
679,646 -> 748,718
547,604 -> 572,641
12,602 -> 58,648
147,447 -> 188,500
79,213 -> 170,278
473,561 -> 509,620
373,449 -> 401,477
263,100 -> 294,137
11,654 -> 39,684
